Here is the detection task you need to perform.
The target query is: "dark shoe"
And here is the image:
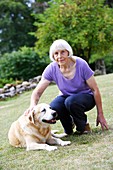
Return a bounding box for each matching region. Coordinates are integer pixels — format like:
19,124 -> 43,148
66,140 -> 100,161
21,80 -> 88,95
82,123 -> 91,134
75,123 -> 91,135
63,116 -> 75,135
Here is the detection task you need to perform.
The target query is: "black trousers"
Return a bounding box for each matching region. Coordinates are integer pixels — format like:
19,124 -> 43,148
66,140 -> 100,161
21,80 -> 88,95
50,93 -> 95,134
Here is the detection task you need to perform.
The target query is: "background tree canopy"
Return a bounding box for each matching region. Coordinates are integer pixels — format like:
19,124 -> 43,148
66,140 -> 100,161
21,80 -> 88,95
0,0 -> 36,54
34,0 -> 113,63
0,0 -> 113,84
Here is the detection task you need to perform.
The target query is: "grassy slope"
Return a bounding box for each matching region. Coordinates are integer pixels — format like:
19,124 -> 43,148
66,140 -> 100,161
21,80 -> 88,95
0,74 -> 113,170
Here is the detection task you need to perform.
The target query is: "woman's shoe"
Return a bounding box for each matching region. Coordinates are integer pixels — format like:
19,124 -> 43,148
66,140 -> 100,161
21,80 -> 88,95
82,123 -> 92,134
75,123 -> 92,135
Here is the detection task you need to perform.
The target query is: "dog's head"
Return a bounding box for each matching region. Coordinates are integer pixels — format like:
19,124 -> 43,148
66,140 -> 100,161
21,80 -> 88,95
29,103 -> 57,126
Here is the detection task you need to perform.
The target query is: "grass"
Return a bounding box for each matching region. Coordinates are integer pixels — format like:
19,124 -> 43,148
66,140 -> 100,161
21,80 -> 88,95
0,74 -> 113,170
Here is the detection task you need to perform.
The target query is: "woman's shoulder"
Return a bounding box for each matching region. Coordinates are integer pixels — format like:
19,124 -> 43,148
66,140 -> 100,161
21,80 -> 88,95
45,61 -> 58,69
44,61 -> 59,74
42,61 -> 58,81
72,56 -> 87,64
48,61 -> 58,66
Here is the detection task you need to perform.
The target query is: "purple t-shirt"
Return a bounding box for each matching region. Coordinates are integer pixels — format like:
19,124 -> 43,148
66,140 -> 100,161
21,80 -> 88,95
42,56 -> 94,96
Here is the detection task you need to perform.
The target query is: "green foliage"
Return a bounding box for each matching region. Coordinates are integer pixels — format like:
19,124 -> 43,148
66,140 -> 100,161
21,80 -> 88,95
0,47 -> 48,81
0,0 -> 36,54
34,0 -> 113,62
0,78 -> 15,88
104,53 -> 113,73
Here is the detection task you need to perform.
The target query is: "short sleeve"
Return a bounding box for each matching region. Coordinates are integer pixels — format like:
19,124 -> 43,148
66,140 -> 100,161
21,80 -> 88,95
42,63 -> 53,81
80,59 -> 94,80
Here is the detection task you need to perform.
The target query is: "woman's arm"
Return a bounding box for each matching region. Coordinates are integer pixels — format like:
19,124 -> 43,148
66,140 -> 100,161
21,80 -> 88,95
25,77 -> 50,114
86,76 -> 108,130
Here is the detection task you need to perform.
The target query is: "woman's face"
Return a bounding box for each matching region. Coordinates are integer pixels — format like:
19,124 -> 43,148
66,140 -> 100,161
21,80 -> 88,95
53,49 -> 69,66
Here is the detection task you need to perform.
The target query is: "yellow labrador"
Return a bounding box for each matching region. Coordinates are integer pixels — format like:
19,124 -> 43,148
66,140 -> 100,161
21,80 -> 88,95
8,103 -> 71,151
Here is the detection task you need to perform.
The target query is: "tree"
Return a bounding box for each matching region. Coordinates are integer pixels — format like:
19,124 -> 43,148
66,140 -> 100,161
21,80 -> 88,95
34,0 -> 113,63
0,0 -> 36,54
31,0 -> 49,14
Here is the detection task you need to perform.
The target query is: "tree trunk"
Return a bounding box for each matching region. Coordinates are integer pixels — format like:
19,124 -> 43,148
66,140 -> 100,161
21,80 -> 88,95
95,59 -> 106,75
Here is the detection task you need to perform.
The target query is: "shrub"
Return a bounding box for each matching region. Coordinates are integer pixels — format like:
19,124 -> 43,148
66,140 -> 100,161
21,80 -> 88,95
0,47 -> 48,81
0,78 -> 15,88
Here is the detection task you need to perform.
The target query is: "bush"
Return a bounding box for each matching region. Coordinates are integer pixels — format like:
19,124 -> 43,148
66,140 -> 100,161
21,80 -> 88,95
0,47 -> 48,81
0,78 -> 15,88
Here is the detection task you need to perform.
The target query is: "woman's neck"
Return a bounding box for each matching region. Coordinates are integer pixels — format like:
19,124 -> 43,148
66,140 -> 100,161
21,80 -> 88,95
60,57 -> 75,69
59,57 -> 76,79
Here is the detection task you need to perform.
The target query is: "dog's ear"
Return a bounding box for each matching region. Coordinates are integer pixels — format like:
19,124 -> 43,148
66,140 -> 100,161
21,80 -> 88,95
29,110 -> 35,124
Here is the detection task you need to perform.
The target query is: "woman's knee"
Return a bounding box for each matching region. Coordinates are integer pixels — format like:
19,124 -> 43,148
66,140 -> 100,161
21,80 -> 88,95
64,95 -> 78,111
65,94 -> 95,112
50,96 -> 66,112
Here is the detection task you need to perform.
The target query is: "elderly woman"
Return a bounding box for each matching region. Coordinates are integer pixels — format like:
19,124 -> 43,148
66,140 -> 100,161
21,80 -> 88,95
26,39 -> 108,135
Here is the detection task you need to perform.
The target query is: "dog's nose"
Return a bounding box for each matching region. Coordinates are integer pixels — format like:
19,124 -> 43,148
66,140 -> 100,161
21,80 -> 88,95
52,111 -> 57,117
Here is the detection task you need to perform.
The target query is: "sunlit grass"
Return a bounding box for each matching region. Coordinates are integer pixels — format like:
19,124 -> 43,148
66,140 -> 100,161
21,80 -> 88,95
0,73 -> 113,170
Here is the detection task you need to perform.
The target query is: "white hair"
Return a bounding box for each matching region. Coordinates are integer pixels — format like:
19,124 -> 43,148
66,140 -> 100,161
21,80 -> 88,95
49,39 -> 73,61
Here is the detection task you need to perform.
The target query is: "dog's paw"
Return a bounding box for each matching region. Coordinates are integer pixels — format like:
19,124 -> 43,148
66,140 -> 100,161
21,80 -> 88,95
46,145 -> 57,151
60,140 -> 71,146
51,130 -> 68,138
51,130 -> 59,134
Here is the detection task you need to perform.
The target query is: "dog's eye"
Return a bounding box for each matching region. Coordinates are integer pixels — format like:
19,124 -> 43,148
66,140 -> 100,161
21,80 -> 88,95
41,108 -> 46,112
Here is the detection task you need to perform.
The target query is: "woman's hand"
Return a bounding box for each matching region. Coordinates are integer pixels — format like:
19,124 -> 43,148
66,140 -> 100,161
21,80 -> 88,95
24,106 -> 34,116
86,76 -> 109,131
96,113 -> 109,130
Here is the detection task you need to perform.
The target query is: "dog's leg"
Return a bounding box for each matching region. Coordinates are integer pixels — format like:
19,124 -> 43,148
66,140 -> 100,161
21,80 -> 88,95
47,136 -> 71,146
26,142 -> 57,151
25,136 -> 58,151
51,130 -> 68,138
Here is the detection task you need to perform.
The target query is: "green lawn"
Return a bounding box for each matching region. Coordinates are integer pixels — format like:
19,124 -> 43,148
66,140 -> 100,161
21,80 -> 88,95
0,73 -> 113,170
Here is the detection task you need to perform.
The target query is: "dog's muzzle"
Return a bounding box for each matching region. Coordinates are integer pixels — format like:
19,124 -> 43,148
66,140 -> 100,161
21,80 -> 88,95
42,111 -> 58,124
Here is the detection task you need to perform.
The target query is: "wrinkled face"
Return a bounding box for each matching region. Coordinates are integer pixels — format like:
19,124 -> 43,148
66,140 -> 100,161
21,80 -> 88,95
53,49 -> 69,66
33,103 -> 57,125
